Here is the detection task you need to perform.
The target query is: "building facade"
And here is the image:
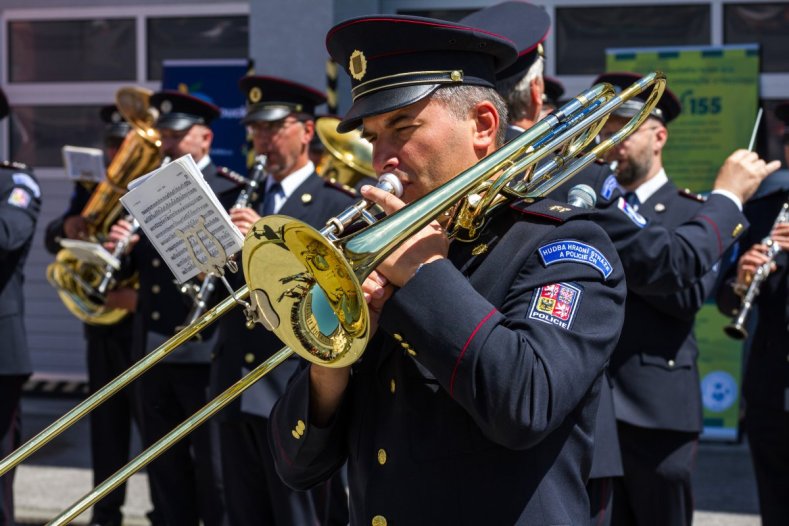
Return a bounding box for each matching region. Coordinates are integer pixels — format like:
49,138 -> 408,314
1,0 -> 787,378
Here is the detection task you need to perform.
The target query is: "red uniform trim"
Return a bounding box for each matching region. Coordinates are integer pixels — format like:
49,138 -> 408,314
449,308 -> 497,397
697,214 -> 722,255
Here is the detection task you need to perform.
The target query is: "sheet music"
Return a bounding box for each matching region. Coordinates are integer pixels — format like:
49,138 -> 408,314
120,154 -> 243,283
62,146 -> 106,182
59,239 -> 120,270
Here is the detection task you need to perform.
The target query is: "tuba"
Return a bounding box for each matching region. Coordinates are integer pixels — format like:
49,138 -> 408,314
47,87 -> 162,325
315,116 -> 375,187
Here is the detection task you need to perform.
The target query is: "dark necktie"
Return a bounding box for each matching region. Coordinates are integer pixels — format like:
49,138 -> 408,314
261,182 -> 282,216
624,191 -> 640,210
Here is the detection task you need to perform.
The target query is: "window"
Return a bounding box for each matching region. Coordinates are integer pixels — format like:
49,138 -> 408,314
147,16 -> 249,80
9,105 -> 105,167
8,19 -> 136,82
555,5 -> 710,75
725,3 -> 789,73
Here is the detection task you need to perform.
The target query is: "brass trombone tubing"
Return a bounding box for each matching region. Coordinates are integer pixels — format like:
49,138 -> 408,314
0,286 -> 248,478
339,72 -> 666,274
48,344 -> 293,526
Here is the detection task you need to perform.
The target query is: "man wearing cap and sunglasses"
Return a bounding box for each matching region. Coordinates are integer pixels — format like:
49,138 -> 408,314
210,75 -> 360,526
107,90 -> 238,526
268,14 -> 628,525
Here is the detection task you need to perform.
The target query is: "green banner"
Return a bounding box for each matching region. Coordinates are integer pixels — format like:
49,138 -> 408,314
606,45 -> 760,192
694,303 -> 744,441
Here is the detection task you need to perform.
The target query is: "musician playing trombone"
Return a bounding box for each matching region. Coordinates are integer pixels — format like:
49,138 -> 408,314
716,102 -> 789,526
268,15 -> 627,524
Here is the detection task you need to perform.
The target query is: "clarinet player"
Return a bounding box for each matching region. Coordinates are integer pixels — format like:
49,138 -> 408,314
716,101 -> 789,526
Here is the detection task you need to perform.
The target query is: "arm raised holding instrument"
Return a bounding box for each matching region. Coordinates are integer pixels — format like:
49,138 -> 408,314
270,17 -> 628,524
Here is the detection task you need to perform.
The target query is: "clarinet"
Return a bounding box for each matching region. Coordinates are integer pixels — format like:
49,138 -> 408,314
724,201 -> 789,340
91,216 -> 140,304
178,155 -> 268,331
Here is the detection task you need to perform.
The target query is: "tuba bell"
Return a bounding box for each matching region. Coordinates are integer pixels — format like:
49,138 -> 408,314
315,115 -> 375,187
47,87 -> 162,325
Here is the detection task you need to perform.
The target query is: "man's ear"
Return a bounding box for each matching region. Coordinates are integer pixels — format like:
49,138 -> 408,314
302,119 -> 315,145
530,77 -> 544,119
654,124 -> 668,152
472,100 -> 499,152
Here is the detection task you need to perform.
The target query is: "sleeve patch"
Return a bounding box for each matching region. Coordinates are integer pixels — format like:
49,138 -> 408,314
8,187 -> 31,209
528,282 -> 583,330
538,240 -> 613,279
601,174 -> 619,200
12,173 -> 41,198
616,197 -> 647,228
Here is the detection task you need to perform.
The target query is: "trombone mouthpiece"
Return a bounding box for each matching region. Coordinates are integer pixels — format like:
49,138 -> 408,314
378,172 -> 403,197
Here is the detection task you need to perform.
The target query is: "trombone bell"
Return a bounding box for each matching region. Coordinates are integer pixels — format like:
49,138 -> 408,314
243,216 -> 369,367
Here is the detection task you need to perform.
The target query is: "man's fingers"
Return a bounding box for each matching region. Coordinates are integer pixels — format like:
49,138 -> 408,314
765,160 -> 782,175
362,184 -> 405,215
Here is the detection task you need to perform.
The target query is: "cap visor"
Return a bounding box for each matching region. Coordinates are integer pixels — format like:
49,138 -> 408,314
337,84 -> 438,133
155,115 -> 200,131
241,106 -> 292,124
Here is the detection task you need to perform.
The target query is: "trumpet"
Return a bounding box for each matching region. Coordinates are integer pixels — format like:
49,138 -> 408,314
724,201 -> 789,339
5,72 -> 665,524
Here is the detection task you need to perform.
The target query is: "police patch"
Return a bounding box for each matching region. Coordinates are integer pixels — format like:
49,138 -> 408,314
601,174 -> 618,200
12,173 -> 40,198
8,187 -> 31,209
538,240 -> 613,279
617,197 -> 647,228
528,282 -> 583,330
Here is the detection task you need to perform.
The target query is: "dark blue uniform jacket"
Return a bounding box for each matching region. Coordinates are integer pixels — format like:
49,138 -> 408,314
0,162 -> 40,375
270,200 -> 627,525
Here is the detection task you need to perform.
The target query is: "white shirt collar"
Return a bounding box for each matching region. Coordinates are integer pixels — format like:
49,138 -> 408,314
634,168 -> 668,204
264,161 -> 315,214
196,154 -> 211,171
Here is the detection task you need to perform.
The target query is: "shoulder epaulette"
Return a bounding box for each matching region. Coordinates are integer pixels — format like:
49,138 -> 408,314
216,165 -> 248,186
509,198 -> 594,223
678,188 -> 707,203
0,160 -> 31,171
324,177 -> 358,197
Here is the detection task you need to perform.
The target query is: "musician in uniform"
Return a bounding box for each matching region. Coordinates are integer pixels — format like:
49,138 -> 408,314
211,75 -> 358,525
108,91 -> 235,526
269,15 -> 628,524
44,105 -> 140,526
458,4 -> 626,524
0,87 -> 41,526
716,101 -> 789,526
584,72 -> 723,525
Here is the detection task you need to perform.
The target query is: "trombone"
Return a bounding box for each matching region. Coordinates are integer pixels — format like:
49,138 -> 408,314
8,72 -> 664,524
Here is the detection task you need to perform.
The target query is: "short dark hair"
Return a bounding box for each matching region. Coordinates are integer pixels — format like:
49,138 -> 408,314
431,85 -> 509,147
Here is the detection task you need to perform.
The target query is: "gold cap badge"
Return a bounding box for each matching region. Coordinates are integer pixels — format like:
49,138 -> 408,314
349,50 -> 367,81
249,86 -> 262,104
